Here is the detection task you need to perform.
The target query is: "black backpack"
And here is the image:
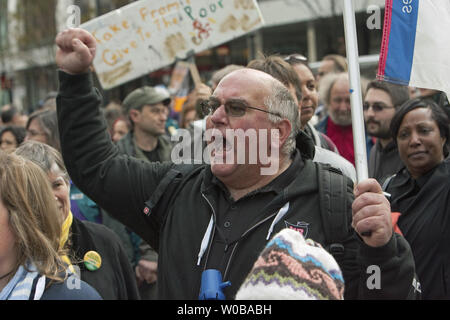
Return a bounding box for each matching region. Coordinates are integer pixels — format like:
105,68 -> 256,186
316,162 -> 351,261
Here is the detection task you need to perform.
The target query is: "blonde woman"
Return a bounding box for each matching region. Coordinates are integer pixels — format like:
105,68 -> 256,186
0,152 -> 100,300
15,141 -> 139,300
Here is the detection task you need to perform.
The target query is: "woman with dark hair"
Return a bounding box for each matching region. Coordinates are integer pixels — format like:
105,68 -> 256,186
386,98 -> 450,299
284,54 -> 339,153
0,126 -> 26,152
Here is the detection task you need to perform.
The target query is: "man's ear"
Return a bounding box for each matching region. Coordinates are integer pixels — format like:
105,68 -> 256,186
275,118 -> 292,148
129,109 -> 140,123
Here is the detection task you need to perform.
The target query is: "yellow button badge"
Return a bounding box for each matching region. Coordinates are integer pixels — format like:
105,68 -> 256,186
83,251 -> 102,271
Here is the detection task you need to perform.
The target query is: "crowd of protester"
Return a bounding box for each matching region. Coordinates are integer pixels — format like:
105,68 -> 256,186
0,27 -> 449,301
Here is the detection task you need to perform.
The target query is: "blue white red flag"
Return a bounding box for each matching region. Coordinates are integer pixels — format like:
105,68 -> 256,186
378,0 -> 450,96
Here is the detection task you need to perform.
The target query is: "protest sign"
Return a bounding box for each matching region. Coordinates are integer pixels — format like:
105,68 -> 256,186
81,0 -> 264,89
168,61 -> 191,95
168,61 -> 191,113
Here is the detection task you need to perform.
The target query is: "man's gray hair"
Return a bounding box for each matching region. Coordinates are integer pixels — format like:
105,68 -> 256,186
319,72 -> 367,107
264,81 -> 299,156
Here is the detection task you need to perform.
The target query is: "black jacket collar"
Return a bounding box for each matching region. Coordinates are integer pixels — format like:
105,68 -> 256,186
70,218 -> 98,272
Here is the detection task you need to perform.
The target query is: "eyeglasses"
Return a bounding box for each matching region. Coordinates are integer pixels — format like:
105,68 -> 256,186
201,98 -> 283,118
284,54 -> 308,64
363,102 -> 395,112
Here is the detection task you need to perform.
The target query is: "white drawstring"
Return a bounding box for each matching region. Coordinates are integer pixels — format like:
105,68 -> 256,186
197,201 -> 290,266
266,202 -> 290,240
197,216 -> 214,266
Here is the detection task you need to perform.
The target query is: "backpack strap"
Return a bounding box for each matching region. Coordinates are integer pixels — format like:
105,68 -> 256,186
144,165 -> 204,215
144,169 -> 181,214
316,163 -> 349,259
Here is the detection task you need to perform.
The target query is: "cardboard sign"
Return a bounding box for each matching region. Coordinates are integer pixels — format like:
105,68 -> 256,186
168,61 -> 190,112
168,61 -> 191,94
81,0 -> 264,89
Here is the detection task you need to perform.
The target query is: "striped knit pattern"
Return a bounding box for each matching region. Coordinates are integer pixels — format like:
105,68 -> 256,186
236,228 -> 344,300
2,262 -> 42,300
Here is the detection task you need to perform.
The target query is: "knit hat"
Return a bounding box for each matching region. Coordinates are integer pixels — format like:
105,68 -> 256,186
235,228 -> 345,300
122,86 -> 171,113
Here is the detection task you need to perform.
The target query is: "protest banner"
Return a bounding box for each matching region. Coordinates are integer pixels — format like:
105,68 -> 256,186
81,0 -> 265,90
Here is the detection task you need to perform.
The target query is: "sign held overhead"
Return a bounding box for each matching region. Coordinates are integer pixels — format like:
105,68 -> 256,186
81,0 -> 264,89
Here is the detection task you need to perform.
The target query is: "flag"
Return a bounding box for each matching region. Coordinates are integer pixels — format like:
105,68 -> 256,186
377,0 -> 450,97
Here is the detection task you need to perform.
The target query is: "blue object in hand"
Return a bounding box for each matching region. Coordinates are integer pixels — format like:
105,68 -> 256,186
198,269 -> 231,300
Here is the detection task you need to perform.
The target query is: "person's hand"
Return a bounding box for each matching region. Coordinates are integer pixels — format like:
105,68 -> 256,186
55,28 -> 97,75
135,259 -> 158,285
352,178 -> 393,247
195,83 -> 212,101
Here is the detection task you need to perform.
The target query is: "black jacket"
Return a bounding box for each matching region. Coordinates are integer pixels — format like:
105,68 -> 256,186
369,140 -> 404,184
57,71 -> 417,300
70,218 -> 140,300
115,127 -> 174,300
387,159 -> 450,299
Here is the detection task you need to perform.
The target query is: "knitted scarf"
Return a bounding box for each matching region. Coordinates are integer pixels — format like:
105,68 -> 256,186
60,211 -> 73,269
60,211 -> 79,275
0,212 -> 74,300
0,261 -> 46,300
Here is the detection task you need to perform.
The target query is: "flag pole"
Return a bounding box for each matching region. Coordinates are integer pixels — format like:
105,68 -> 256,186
342,0 -> 368,183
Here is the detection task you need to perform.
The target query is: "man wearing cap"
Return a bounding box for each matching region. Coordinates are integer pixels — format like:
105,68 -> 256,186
112,86 -> 173,300
119,86 -> 173,162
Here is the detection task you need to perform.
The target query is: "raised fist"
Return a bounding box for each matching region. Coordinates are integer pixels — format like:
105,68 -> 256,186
55,28 -> 97,75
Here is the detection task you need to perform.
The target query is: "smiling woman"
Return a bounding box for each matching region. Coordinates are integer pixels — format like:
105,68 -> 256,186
281,55 -> 339,153
385,98 -> 450,299
390,99 -> 449,178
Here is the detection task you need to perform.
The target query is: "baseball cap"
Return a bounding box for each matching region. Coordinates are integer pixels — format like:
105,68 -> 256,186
122,86 -> 171,113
